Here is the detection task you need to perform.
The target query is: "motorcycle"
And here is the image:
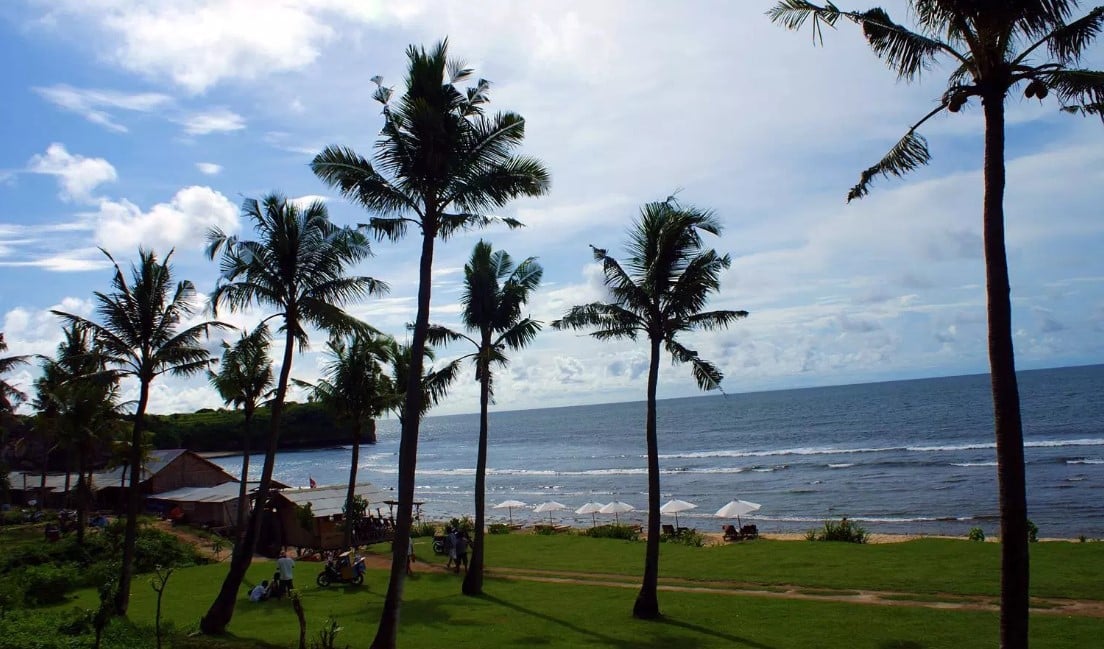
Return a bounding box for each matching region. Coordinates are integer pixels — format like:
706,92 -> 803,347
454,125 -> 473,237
316,551 -> 365,587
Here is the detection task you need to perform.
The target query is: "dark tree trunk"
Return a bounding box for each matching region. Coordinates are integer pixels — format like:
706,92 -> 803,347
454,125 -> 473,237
76,444 -> 88,545
236,407 -> 253,543
345,420 -> 362,548
63,458 -> 72,509
201,325 -> 297,635
370,220 -> 436,649
633,336 -> 663,620
982,94 -> 1029,649
463,359 -> 491,596
115,379 -> 150,615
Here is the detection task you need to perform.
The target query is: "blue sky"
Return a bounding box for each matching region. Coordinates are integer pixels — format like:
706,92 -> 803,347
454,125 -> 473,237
1,1 -> 1102,417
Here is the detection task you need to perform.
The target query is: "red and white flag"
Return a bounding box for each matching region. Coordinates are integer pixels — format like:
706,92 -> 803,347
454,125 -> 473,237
308,476 -> 317,489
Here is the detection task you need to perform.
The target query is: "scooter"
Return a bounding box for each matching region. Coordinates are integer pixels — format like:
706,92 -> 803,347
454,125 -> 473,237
316,551 -> 365,587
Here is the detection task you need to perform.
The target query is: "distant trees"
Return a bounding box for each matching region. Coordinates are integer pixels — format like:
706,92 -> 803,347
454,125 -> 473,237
199,194 -> 386,634
54,249 -> 221,615
553,198 -> 746,619
768,3 -> 1104,646
427,240 -> 543,595
311,39 -> 549,648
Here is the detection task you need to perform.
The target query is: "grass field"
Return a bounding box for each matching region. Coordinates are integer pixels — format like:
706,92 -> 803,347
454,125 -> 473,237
48,534 -> 1104,649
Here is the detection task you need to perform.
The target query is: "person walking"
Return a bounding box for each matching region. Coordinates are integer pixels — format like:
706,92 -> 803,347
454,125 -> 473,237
276,551 -> 295,595
454,531 -> 470,574
445,526 -> 457,570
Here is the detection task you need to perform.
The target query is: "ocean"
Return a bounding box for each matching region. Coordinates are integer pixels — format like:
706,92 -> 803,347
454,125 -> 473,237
212,364 -> 1104,538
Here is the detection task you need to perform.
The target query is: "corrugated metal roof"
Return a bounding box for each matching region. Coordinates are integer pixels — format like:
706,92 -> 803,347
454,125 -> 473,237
276,483 -> 393,518
148,481 -> 259,504
92,448 -> 188,484
10,472 -> 70,491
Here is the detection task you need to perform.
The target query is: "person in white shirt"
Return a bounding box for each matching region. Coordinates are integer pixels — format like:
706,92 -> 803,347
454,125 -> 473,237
276,551 -> 295,594
249,580 -> 269,602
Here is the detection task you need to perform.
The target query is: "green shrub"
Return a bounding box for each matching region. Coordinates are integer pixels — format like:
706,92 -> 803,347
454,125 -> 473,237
664,530 -> 705,547
448,516 -> 474,536
1027,519 -> 1038,543
967,527 -> 985,542
410,521 -> 437,538
584,524 -> 640,541
310,616 -> 349,649
808,517 -> 867,544
20,563 -> 75,605
488,523 -> 511,535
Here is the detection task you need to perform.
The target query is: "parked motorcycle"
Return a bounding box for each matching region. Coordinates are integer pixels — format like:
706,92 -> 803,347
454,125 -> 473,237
316,551 -> 365,587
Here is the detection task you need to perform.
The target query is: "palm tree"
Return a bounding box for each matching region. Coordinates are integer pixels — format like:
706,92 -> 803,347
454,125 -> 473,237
426,240 -> 543,595
767,3 -> 1104,646
53,248 -> 221,615
383,339 -> 461,425
0,333 -> 28,416
297,331 -> 395,546
199,193 -> 387,635
208,324 -> 274,543
553,199 -> 747,619
311,39 -> 550,648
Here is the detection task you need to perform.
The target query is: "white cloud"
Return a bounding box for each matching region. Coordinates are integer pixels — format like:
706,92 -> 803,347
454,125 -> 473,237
195,162 -> 222,175
176,108 -> 246,135
27,143 -> 117,202
90,185 -> 239,252
34,84 -> 172,132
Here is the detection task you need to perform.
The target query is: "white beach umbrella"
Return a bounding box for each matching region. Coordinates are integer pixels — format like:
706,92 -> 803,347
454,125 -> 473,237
533,501 -> 568,525
715,499 -> 762,528
493,499 -> 527,525
575,501 -> 606,527
598,500 -> 635,524
660,499 -> 698,528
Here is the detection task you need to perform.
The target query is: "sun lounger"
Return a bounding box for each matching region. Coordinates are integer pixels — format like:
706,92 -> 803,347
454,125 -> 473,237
662,524 -> 677,537
722,524 -> 740,541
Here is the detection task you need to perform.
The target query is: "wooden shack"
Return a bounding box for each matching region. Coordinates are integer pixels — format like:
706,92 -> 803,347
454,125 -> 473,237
268,482 -> 393,553
92,449 -> 238,512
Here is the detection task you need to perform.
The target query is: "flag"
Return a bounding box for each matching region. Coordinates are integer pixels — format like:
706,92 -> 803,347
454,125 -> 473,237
309,476 -> 317,489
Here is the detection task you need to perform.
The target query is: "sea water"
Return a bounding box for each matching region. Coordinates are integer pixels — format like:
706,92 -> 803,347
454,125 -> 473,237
213,364 -> 1104,538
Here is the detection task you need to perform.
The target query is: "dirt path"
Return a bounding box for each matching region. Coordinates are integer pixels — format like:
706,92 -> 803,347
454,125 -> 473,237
156,521 -> 232,562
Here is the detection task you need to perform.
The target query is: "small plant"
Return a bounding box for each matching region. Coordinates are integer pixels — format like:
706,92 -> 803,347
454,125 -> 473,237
149,564 -> 175,649
92,575 -> 117,649
1078,534 -> 1087,543
211,538 -> 226,560
448,516 -> 474,536
310,616 -> 349,649
665,530 -> 705,547
488,523 -> 511,535
808,517 -> 867,543
968,527 -> 986,542
584,524 -> 640,541
410,521 -> 437,537
291,589 -> 307,649
19,563 -> 75,605
1027,519 -> 1039,543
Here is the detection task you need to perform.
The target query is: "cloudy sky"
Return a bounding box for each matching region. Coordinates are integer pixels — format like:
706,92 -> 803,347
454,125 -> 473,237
1,1 -> 1101,418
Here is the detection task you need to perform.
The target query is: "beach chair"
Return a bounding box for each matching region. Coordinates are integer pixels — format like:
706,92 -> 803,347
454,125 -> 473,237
662,524 -> 677,537
722,524 -> 740,542
739,524 -> 759,540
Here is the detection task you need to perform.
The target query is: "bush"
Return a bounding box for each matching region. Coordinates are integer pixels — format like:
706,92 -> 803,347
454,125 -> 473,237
410,521 -> 436,538
20,563 -> 76,606
968,527 -> 985,542
663,530 -> 705,547
807,517 -> 867,544
488,523 -> 511,535
448,516 -> 474,536
1027,519 -> 1038,543
584,524 -> 640,541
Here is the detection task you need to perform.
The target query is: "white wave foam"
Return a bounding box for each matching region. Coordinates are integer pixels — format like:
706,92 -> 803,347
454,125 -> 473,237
657,437 -> 1104,460
951,462 -> 998,467
827,463 -> 854,469
1067,458 -> 1104,465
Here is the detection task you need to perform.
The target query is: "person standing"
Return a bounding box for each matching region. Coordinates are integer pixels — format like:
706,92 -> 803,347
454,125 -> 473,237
454,531 -> 469,574
406,534 -> 416,576
445,526 -> 457,570
276,551 -> 295,595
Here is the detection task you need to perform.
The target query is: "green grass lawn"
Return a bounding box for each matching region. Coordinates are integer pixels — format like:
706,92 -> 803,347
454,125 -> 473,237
49,534 -> 1103,649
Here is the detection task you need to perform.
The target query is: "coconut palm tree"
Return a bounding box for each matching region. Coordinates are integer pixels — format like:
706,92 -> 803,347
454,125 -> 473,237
767,3 -> 1104,645
0,333 -> 28,416
553,199 -> 747,619
208,324 -> 274,543
311,39 -> 550,648
53,248 -> 222,615
297,331 -> 395,546
426,240 -> 543,595
199,193 -> 387,635
383,339 -> 460,425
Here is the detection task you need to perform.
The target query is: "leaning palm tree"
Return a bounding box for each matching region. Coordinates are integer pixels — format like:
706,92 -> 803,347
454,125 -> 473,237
553,199 -> 747,619
53,248 -> 221,615
311,39 -> 550,648
297,331 -> 395,547
426,240 -> 543,595
208,324 -> 274,543
199,193 -> 387,635
767,3 -> 1104,646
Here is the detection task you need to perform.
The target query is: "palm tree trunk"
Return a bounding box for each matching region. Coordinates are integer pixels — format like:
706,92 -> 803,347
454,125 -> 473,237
463,364 -> 491,596
201,326 -> 297,635
982,93 -> 1029,649
633,336 -> 663,620
345,420 -> 362,548
63,457 -> 72,509
115,379 -> 150,615
370,221 -> 436,649
235,408 -> 253,543
76,443 -> 88,545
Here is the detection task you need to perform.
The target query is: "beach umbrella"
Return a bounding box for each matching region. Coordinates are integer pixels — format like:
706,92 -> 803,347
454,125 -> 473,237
575,501 -> 606,527
715,499 -> 761,528
660,499 -> 698,528
493,499 -> 527,525
533,501 -> 568,525
598,500 -> 635,525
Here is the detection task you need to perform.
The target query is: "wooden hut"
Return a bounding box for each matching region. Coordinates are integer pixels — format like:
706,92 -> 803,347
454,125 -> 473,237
268,482 -> 393,553
92,449 -> 238,512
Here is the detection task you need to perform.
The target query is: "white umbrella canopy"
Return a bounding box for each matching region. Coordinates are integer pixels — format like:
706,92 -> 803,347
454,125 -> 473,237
493,499 -> 528,525
660,499 -> 698,527
715,499 -> 762,528
575,501 -> 606,526
533,501 -> 567,525
598,500 -> 635,524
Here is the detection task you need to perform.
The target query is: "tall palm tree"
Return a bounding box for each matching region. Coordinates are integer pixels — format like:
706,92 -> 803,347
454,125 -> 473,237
199,193 -> 386,635
553,199 -> 747,619
767,3 -> 1104,646
297,331 -> 395,546
208,324 -> 274,543
0,333 -> 28,416
426,240 -> 543,595
311,39 -> 550,648
53,248 -> 221,615
383,339 -> 461,425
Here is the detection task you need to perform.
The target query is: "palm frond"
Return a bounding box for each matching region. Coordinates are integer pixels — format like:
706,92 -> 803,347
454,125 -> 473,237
847,126 -> 933,202
1044,68 -> 1104,122
552,303 -> 643,340
497,318 -> 542,352
766,0 -> 844,44
311,145 -> 419,217
856,7 -> 947,81
1042,7 -> 1104,63
687,310 -> 750,331
425,325 -> 473,347
664,338 -> 725,392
